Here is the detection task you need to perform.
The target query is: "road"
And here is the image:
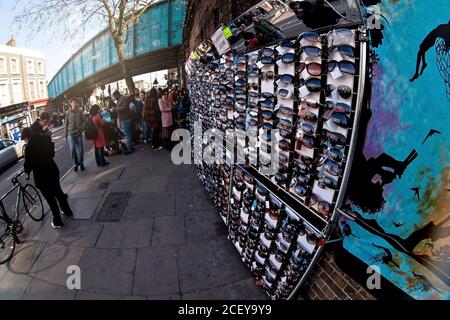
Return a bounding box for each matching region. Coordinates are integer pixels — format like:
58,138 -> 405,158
0,127 -> 93,214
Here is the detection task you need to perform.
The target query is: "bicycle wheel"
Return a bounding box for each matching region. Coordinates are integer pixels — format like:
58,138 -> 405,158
0,204 -> 15,265
22,184 -> 44,222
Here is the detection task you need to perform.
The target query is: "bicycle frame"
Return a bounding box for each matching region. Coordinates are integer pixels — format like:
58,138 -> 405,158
0,183 -> 23,223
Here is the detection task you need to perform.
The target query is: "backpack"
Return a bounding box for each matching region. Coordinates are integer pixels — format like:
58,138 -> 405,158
84,117 -> 98,140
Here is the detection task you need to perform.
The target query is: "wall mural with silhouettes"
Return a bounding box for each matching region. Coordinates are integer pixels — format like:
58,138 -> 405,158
341,0 -> 449,299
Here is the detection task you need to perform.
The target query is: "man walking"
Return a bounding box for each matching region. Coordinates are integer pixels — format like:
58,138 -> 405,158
65,99 -> 86,171
137,91 -> 149,143
113,91 -> 134,155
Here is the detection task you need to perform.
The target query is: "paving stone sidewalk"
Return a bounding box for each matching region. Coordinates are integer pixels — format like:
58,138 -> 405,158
0,144 -> 266,300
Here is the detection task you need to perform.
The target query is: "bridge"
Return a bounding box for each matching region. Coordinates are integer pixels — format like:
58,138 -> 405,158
47,0 -> 186,102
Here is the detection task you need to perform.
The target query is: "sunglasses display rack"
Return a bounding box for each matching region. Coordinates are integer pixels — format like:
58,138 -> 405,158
186,27 -> 365,300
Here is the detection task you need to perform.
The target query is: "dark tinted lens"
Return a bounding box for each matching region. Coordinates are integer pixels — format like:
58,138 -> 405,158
300,78 -> 321,92
236,98 -> 246,105
300,122 -> 315,136
261,92 -> 275,99
301,135 -> 315,149
279,139 -> 290,152
324,160 -> 341,176
262,122 -> 274,129
328,45 -> 355,58
278,88 -> 290,98
281,53 -> 296,64
331,112 -> 349,128
248,71 -> 259,78
261,56 -> 275,64
261,47 -> 274,56
280,129 -> 291,138
299,111 -> 317,123
301,46 -> 322,57
326,85 -> 352,99
235,79 -> 246,87
236,71 -> 246,78
280,40 -> 295,48
249,91 -> 259,98
299,62 -> 322,76
294,184 -> 308,197
329,148 -> 344,162
263,71 -> 275,80
279,107 -> 293,117
280,74 -> 295,85
261,110 -> 273,120
328,60 -> 356,75
260,99 -> 274,109
298,31 -> 320,42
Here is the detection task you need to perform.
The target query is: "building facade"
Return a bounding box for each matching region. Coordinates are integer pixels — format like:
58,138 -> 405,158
0,38 -> 48,140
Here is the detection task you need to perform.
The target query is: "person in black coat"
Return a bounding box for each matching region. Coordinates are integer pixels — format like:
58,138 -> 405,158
22,126 -> 74,229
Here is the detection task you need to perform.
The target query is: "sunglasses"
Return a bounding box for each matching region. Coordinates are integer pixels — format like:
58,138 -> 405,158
278,118 -> 293,130
299,78 -> 322,93
261,122 -> 274,130
324,101 -> 352,117
298,31 -> 321,44
298,122 -> 316,136
298,110 -> 318,123
279,52 -> 297,64
278,106 -> 294,118
328,45 -> 356,59
325,84 -> 353,100
247,83 -> 259,91
309,194 -> 332,220
260,99 -> 274,110
278,74 -> 295,85
248,91 -> 259,98
277,88 -> 294,99
327,60 -> 357,75
261,110 -> 274,120
296,135 -> 315,149
261,56 -> 275,65
321,129 -> 347,149
261,92 -> 275,99
295,162 -> 312,175
279,139 -> 291,152
299,46 -> 322,57
328,28 -> 354,44
324,159 -> 342,176
280,40 -> 295,48
235,79 -> 246,87
248,70 -> 259,78
262,71 -> 275,80
293,183 -> 309,198
299,62 -> 322,76
328,112 -> 350,129
260,47 -> 274,57
279,128 -> 293,139
275,173 -> 289,186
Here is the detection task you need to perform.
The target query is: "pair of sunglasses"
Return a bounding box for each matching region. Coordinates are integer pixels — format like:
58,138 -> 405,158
328,45 -> 356,59
279,52 -> 297,64
327,60 -> 357,75
321,129 -> 347,149
299,62 -> 322,76
299,78 -> 322,93
308,194 -> 332,220
325,84 -> 353,100
263,71 -> 275,80
277,88 -> 294,99
299,46 -> 322,57
296,135 -> 315,149
298,32 -> 321,44
317,174 -> 338,190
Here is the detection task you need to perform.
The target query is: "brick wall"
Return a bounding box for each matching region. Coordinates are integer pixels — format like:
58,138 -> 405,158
301,249 -> 376,300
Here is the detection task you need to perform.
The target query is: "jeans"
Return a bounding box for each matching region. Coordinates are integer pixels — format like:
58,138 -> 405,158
40,184 -> 72,225
68,133 -> 84,167
139,118 -> 149,141
120,119 -> 134,151
95,148 -> 107,167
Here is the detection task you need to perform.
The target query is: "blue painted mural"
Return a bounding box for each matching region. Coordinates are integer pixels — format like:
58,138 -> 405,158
47,0 -> 186,99
341,0 -> 449,300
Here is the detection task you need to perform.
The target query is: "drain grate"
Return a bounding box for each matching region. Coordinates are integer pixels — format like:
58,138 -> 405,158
96,192 -> 131,222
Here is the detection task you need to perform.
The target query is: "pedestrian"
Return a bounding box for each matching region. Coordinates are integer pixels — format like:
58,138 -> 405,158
65,99 -> 86,172
113,90 -> 134,155
89,104 -> 110,167
136,91 -> 149,143
144,88 -> 163,150
22,127 -> 74,229
158,89 -> 173,150
129,96 -> 139,144
33,112 -> 52,137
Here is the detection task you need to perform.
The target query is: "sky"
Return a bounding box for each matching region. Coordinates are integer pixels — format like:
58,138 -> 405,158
0,0 -> 97,81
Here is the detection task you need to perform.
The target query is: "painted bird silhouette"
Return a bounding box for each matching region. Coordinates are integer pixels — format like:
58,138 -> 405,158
422,129 -> 442,144
372,243 -> 400,268
410,187 -> 420,201
393,221 -> 405,228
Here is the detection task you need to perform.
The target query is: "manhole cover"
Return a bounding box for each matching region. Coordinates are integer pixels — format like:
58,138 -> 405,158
96,192 -> 131,222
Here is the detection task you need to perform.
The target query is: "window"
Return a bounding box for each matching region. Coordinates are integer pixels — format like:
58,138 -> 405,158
37,60 -> 44,74
29,80 -> 36,100
11,80 -> 23,103
0,81 -> 9,107
10,58 -> 20,74
27,59 -> 35,74
0,57 -> 6,74
38,80 -> 46,98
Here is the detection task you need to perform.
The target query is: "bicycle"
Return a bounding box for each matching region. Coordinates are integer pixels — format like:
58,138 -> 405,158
0,171 -> 44,265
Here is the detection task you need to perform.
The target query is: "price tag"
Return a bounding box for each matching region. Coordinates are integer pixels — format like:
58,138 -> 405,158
251,200 -> 257,211
257,61 -> 265,69
299,85 -> 311,97
233,112 -> 240,119
327,118 -> 338,131
227,111 -> 234,119
266,201 -> 270,209
231,198 -> 234,204
331,88 -> 339,102
331,67 -> 343,80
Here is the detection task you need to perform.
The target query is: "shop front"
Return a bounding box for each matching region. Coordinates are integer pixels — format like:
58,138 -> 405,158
29,98 -> 51,122
0,102 -> 32,141
184,0 -> 449,300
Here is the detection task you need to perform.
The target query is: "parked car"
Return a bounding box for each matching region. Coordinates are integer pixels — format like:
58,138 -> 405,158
0,139 -> 27,169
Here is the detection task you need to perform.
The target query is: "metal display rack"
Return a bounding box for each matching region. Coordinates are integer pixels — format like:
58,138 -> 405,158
186,21 -> 369,299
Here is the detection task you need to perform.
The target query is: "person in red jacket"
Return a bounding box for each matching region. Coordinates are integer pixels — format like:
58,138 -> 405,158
89,105 -> 110,167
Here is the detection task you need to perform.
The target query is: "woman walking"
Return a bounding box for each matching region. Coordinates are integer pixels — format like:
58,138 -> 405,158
144,88 -> 163,150
90,105 -> 110,167
158,89 -> 174,150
